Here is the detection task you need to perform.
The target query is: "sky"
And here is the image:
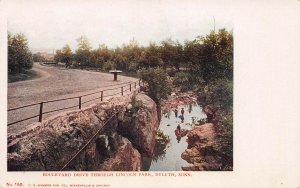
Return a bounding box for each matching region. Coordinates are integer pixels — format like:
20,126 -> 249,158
6,0 -> 234,53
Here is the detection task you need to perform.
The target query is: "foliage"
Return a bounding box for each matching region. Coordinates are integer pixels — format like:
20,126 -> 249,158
92,44 -> 112,69
138,67 -> 171,104
152,129 -> 170,162
213,109 -> 233,169
197,78 -> 233,169
74,36 -> 92,67
198,78 -> 233,110
8,33 -> 33,74
161,39 -> 183,70
140,42 -> 163,68
32,52 -> 45,62
173,72 -> 194,91
54,45 -> 73,67
130,95 -> 144,114
187,29 -> 233,83
54,29 -> 232,77
102,61 -> 116,71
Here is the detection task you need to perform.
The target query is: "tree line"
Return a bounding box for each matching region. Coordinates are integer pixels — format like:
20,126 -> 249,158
54,29 -> 233,78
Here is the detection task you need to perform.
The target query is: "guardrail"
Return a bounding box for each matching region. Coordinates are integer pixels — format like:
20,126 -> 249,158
8,80 -> 142,126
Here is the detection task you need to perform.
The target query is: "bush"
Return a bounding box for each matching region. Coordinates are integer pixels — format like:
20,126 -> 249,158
213,109 -> 233,169
198,78 -> 233,110
172,72 -> 195,91
138,67 -> 171,104
103,61 -> 116,71
130,95 -> 143,114
153,129 -> 171,161
8,33 -> 33,74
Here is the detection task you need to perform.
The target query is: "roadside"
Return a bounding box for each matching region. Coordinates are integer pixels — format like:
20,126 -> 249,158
8,63 -> 138,135
8,69 -> 41,83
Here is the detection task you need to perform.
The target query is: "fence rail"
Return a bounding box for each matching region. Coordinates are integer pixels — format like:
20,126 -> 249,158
8,80 -> 143,126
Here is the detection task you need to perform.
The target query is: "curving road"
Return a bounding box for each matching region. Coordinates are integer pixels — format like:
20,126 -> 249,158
8,63 -> 138,135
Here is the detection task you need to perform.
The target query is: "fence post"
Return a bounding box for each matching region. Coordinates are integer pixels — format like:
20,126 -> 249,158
101,91 -> 103,101
121,87 -> 123,96
130,84 -> 131,91
79,96 -> 82,109
39,102 -> 43,122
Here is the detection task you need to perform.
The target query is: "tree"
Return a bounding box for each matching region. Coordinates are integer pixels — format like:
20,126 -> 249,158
140,42 -> 163,68
138,67 -> 171,104
8,33 -> 33,74
92,44 -> 112,69
121,38 -> 143,71
193,29 -> 233,83
74,36 -> 92,67
160,38 -> 183,70
54,45 -> 73,67
61,45 -> 73,67
33,52 -> 45,62
54,49 -> 62,63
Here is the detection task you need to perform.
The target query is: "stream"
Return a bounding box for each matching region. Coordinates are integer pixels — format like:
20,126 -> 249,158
144,102 -> 207,171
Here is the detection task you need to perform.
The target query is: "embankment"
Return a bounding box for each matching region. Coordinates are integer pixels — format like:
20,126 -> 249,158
7,92 -> 159,171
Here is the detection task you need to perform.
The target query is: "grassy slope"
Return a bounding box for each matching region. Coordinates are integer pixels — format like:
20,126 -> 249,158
8,69 -> 41,83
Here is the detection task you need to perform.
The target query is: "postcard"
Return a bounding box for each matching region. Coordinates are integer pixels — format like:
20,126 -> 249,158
1,0 -> 299,187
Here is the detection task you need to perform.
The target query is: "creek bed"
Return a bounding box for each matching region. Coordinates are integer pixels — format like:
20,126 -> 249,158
146,102 -> 207,171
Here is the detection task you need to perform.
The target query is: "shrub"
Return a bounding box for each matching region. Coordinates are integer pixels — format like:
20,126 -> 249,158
172,72 -> 195,91
103,61 -> 116,71
153,129 -> 170,161
130,95 -> 143,114
198,78 -> 233,110
138,67 -> 171,104
8,33 -> 33,74
213,109 -> 233,169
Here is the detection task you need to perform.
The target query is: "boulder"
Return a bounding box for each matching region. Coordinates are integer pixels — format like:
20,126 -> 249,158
181,123 -> 222,171
186,123 -> 217,146
117,93 -> 159,157
99,137 -> 141,171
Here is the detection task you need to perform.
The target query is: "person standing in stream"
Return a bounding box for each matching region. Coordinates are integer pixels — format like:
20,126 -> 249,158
174,108 -> 178,117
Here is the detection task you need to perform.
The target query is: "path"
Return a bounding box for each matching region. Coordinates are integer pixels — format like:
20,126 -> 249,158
8,63 -> 138,135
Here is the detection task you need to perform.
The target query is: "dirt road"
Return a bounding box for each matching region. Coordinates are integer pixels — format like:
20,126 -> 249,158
8,63 -> 138,135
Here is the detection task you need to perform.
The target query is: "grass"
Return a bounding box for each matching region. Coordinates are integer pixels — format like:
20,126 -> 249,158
45,62 -> 140,79
8,69 -> 41,83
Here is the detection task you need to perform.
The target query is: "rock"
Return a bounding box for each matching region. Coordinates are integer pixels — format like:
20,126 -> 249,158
186,123 -> 217,146
99,137 -> 141,171
7,92 -> 153,171
181,123 -> 222,171
181,148 -> 200,163
174,129 -> 188,137
203,105 -> 218,122
118,93 -> 159,157
126,104 -> 133,110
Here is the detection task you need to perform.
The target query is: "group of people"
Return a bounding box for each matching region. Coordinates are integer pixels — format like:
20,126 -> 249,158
174,107 -> 185,143
172,103 -> 195,143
